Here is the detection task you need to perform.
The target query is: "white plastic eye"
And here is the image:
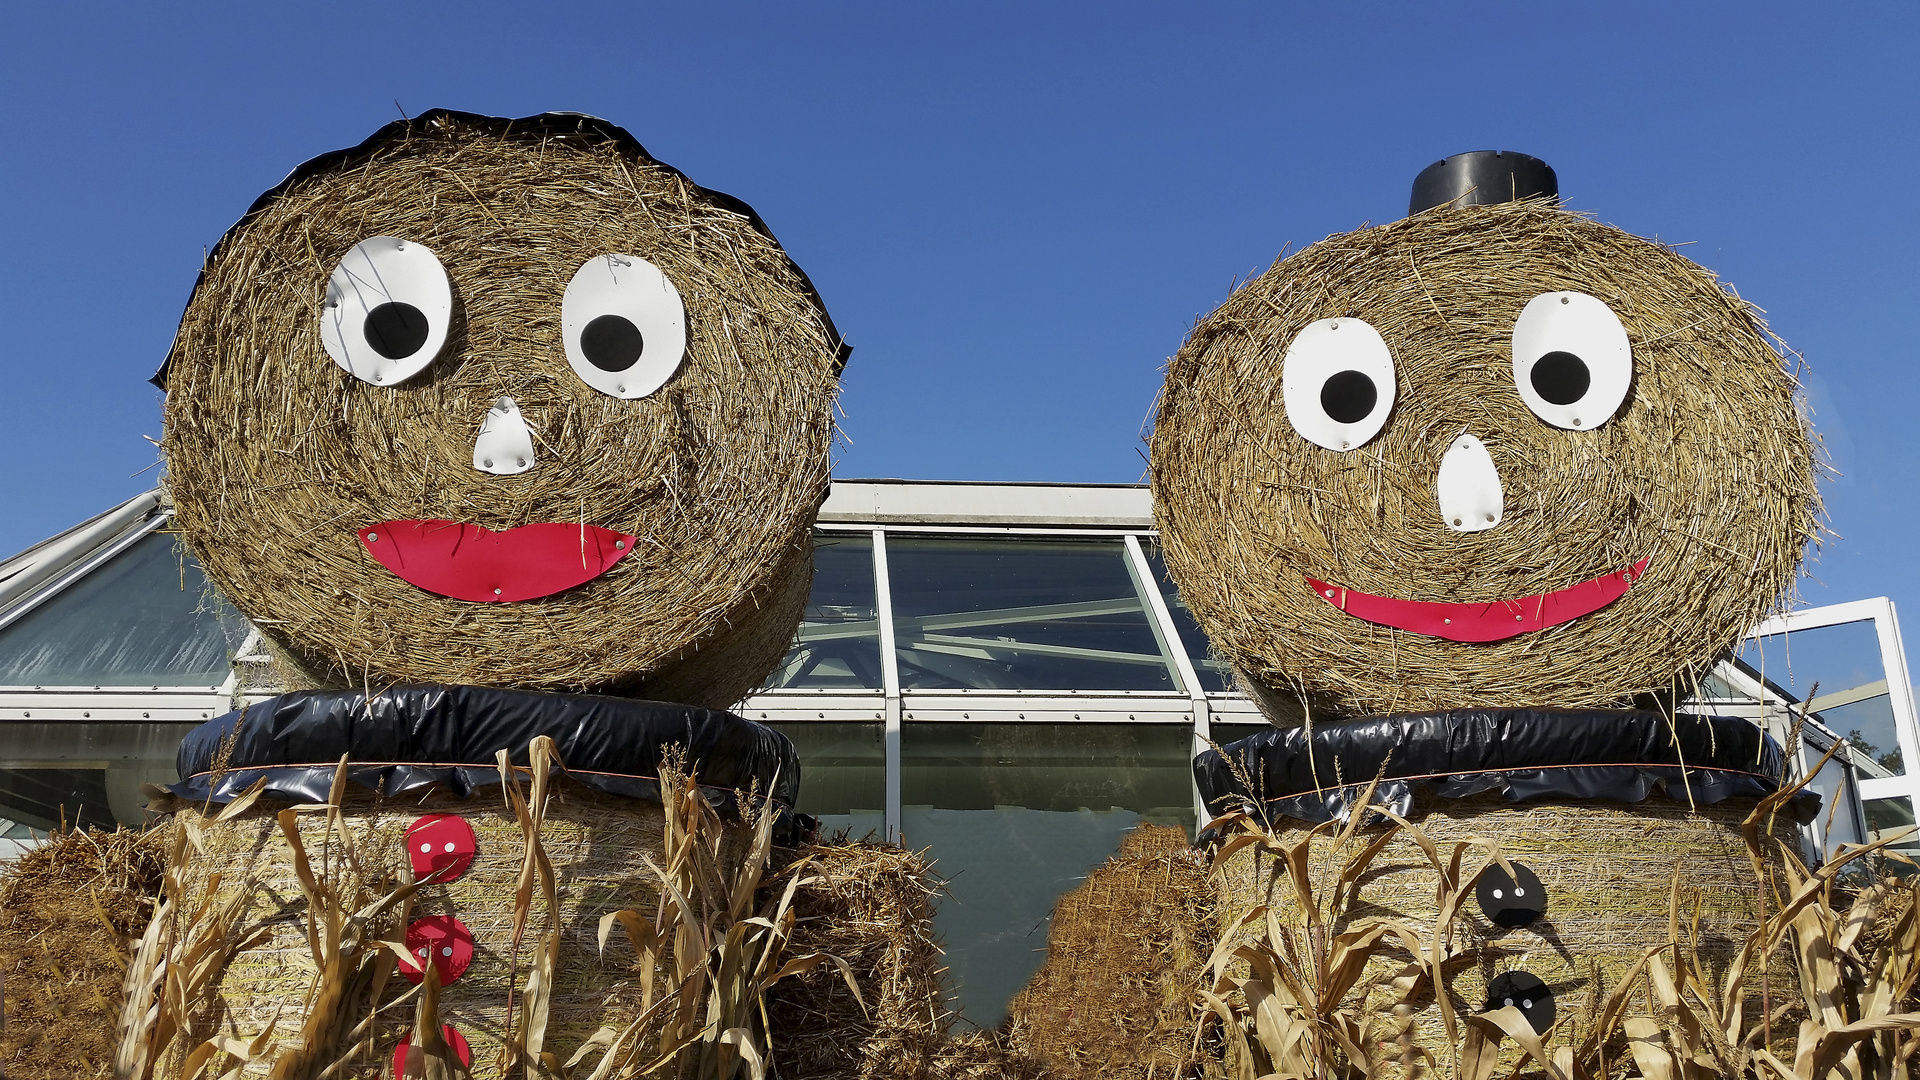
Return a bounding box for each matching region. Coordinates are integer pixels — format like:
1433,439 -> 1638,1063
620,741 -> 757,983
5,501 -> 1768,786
1281,318 -> 1396,452
562,254 -> 686,399
1511,292 -> 1632,430
319,236 -> 452,386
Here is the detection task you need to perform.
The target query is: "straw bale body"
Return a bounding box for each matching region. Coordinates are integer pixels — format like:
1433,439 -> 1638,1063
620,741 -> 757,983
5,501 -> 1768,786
1215,792 -> 1796,1071
165,779 -> 744,1078
162,113 -> 842,705
1005,824 -> 1214,1080
1151,200 -> 1818,718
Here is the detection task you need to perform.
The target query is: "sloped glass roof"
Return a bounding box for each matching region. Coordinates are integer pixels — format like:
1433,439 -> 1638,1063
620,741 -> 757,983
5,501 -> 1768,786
0,532 -> 247,686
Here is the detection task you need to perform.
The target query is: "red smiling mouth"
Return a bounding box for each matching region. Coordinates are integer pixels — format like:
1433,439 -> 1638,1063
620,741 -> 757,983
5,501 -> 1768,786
1305,558 -> 1650,643
359,520 -> 637,602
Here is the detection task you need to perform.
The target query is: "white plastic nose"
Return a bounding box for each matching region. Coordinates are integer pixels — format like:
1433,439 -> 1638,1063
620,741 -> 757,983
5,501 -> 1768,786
474,397 -> 537,475
1437,433 -> 1503,532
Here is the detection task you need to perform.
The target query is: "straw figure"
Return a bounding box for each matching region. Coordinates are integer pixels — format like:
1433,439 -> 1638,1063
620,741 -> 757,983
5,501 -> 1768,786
1151,153 -> 1826,1071
116,112 -> 852,1080
160,110 -> 848,707
1151,156 -> 1817,720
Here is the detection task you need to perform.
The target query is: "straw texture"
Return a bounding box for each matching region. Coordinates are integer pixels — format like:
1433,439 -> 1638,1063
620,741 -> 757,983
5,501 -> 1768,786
0,826 -> 163,1080
1005,824 -> 1213,1080
162,115 -> 841,705
1152,200 -> 1820,719
764,839 -> 951,1079
167,779 -> 745,1078
1215,791 -> 1797,1068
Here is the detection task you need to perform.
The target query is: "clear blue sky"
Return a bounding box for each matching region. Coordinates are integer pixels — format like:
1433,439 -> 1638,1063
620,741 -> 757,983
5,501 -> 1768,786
2,3 -> 1915,631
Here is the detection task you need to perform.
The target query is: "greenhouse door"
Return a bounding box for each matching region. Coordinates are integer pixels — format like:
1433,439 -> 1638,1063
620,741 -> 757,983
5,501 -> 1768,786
1740,597 -> 1920,856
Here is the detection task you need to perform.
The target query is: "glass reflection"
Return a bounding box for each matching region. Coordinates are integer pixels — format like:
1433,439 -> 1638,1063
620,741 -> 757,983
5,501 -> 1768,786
771,533 -> 882,691
0,534 -> 248,686
1739,621 -> 1904,777
1140,542 -> 1234,693
1803,737 -> 1865,857
901,722 -> 1191,1027
885,537 -> 1178,691
0,722 -> 189,836
766,721 -> 884,841
1865,797 -> 1919,860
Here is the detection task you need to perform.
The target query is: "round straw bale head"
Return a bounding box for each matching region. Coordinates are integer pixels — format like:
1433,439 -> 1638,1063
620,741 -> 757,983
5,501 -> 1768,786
161,113 -> 844,705
1152,200 -> 1818,718
163,780 -> 745,1078
1215,792 -> 1797,1075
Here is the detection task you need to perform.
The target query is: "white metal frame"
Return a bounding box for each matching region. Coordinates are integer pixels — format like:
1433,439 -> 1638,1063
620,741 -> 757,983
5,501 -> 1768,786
1745,597 -> 1920,840
742,523 -> 1214,834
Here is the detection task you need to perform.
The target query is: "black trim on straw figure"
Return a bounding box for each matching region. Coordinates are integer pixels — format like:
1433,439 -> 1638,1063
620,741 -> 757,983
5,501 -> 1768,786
153,109 -> 850,388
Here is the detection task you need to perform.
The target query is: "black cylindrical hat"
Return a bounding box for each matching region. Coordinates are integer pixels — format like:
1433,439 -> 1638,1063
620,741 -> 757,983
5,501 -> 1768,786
1410,151 -> 1557,215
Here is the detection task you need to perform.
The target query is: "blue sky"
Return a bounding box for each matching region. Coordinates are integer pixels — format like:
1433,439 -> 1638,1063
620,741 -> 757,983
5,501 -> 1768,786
1,3 -> 1915,635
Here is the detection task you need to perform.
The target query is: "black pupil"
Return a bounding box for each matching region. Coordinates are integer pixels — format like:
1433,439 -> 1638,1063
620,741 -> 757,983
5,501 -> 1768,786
581,314 -> 644,372
363,302 -> 431,360
1530,350 -> 1591,406
1320,370 -> 1377,424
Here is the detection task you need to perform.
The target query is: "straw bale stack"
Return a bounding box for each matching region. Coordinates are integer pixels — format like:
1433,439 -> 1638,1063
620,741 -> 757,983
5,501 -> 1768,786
1006,824 -> 1214,1080
1151,199 -> 1819,718
765,839 -> 951,1079
0,826 -> 163,1080
161,112 -> 844,706
1215,791 -> 1797,1071
164,777 -> 742,1078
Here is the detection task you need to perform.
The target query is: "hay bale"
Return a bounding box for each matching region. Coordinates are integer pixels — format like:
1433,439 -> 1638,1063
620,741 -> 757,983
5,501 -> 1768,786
1215,791 -> 1797,1070
766,839 -> 951,1079
1005,824 -> 1213,1080
0,826 -> 163,1080
1150,199 -> 1819,718
161,111 -> 845,705
166,777 -> 746,1078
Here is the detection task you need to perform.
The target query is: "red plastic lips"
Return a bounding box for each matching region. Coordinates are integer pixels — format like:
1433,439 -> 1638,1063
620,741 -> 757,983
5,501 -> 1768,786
359,520 -> 636,602
399,914 -> 475,985
1306,558 -> 1650,643
405,813 -> 477,883
392,1025 -> 472,1075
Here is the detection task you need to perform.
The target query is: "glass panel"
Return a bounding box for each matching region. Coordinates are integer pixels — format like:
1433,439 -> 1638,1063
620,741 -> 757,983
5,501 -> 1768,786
901,722 -> 1192,1027
1739,620 -> 1903,777
0,768 -> 116,831
1865,796 -> 1920,858
0,533 -> 248,686
1139,542 -> 1235,693
1208,723 -> 1275,750
1803,736 -> 1865,857
0,721 -> 191,831
766,721 -> 884,841
770,533 -> 882,691
885,537 -> 1179,691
